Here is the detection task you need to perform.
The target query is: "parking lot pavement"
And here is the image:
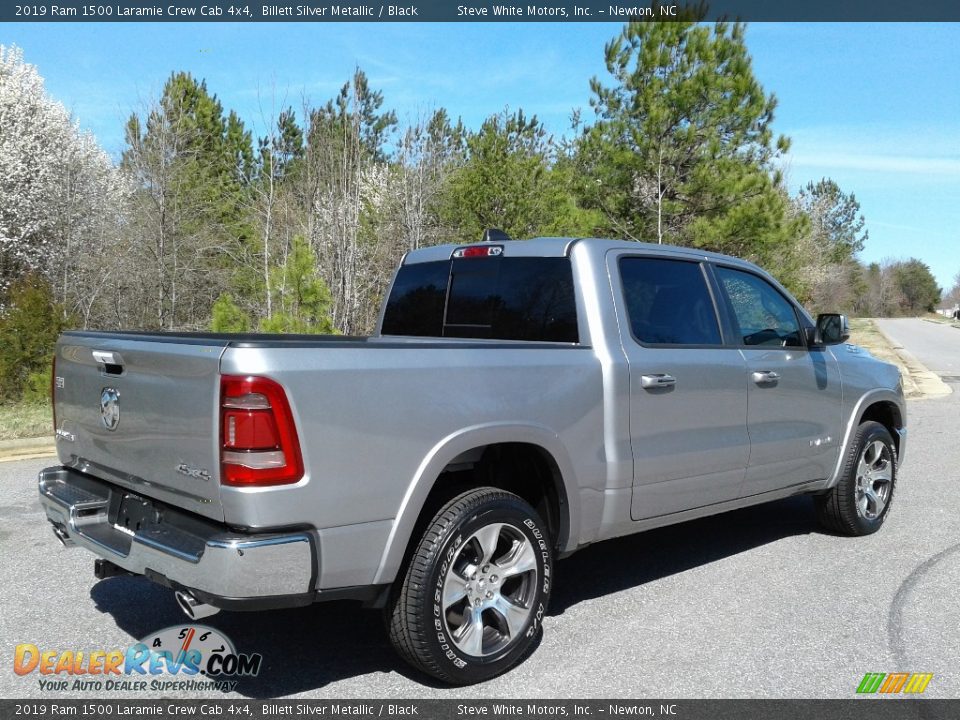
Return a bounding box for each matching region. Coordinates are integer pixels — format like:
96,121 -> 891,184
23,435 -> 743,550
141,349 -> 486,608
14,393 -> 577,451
3,388 -> 959,700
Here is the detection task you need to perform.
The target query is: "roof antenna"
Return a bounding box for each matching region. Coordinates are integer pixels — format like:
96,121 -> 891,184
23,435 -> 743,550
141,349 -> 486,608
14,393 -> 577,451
482,228 -> 512,243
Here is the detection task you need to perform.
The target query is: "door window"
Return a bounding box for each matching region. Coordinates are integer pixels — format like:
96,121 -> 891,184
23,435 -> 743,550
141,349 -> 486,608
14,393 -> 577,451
619,258 -> 722,346
716,267 -> 804,348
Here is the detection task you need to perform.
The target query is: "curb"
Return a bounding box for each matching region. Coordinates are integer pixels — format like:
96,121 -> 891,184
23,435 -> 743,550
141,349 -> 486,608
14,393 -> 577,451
922,318 -> 960,329
872,322 -> 952,400
0,436 -> 55,463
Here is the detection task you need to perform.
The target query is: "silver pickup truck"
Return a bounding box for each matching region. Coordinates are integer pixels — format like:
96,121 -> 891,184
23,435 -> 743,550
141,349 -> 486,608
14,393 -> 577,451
38,236 -> 906,684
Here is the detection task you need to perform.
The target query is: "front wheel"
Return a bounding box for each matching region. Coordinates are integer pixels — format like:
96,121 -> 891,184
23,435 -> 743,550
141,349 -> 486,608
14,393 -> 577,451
387,488 -> 552,685
815,420 -> 897,535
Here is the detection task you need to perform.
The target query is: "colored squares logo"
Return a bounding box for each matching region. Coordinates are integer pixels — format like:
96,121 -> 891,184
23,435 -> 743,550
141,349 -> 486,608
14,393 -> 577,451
857,672 -> 934,694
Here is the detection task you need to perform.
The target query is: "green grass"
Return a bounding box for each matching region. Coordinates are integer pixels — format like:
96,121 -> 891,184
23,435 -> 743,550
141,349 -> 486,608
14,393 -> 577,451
0,402 -> 52,441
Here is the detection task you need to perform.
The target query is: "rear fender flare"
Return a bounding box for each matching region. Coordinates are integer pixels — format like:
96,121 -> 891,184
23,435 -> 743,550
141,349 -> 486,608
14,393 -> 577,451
372,422 -> 580,585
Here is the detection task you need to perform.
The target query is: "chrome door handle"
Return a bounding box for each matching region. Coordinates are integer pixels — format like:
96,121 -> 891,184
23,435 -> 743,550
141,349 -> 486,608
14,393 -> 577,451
641,374 -> 677,389
752,370 -> 781,384
92,350 -> 122,365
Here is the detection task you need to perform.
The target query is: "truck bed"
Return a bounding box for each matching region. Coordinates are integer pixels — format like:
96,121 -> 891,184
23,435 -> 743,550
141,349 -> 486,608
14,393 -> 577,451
53,330 -> 600,530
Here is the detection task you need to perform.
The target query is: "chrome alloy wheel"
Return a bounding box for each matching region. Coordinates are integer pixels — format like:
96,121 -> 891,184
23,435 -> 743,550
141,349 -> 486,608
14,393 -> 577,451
855,439 -> 893,519
442,522 -> 538,658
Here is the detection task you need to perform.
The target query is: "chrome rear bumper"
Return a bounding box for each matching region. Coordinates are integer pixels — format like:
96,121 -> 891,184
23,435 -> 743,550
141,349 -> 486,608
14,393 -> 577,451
38,466 -> 315,604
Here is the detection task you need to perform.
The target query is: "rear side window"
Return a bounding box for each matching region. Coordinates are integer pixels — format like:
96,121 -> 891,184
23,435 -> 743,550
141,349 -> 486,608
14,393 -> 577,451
619,257 -> 722,346
381,256 -> 578,343
380,260 -> 449,337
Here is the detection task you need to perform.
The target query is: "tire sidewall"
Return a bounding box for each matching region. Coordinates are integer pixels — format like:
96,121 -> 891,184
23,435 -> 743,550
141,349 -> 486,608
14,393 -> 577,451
425,496 -> 552,684
847,422 -> 897,533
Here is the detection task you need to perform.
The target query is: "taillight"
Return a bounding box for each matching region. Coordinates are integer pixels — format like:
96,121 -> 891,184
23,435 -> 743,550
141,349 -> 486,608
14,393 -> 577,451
220,375 -> 303,487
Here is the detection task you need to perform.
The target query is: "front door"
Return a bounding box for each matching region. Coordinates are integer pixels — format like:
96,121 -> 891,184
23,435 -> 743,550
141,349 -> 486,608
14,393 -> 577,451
614,254 -> 752,521
713,266 -> 843,496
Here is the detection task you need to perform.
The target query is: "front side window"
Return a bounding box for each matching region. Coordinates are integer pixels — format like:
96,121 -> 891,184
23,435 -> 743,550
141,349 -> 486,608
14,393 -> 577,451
619,257 -> 723,346
716,266 -> 803,348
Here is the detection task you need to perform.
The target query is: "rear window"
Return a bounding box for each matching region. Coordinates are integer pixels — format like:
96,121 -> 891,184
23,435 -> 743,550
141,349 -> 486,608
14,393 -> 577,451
381,256 -> 578,343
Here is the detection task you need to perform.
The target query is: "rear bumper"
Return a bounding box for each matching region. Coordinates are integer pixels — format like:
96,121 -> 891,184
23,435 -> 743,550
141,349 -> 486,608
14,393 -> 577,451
38,466 -> 316,606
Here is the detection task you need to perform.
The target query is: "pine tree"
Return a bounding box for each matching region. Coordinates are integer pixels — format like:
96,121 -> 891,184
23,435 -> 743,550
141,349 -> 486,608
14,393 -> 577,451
122,72 -> 254,329
795,178 -> 868,264
579,20 -> 792,258
441,109 -> 598,243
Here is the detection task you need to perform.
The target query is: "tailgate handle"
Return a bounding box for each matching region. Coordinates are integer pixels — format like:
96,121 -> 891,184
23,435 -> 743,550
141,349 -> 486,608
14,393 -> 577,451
92,350 -> 125,375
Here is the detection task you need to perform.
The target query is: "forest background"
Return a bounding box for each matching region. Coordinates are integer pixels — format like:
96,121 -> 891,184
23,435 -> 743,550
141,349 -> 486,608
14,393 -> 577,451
0,19 -> 953,410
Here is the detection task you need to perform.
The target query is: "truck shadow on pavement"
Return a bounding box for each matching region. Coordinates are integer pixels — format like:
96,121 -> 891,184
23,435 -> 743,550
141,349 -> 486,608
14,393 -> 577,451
89,495 -> 818,696
548,495 -> 819,615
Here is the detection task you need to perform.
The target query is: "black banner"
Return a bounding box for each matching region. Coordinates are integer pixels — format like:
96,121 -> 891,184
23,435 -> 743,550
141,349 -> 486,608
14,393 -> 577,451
4,0 -> 960,22
3,700 -> 960,720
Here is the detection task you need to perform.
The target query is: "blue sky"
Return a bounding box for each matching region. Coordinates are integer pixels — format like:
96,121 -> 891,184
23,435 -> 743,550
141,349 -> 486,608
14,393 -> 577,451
4,22 -> 959,293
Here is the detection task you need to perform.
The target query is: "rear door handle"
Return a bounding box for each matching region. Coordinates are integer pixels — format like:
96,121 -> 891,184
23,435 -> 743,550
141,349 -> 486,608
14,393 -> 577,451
641,374 -> 677,389
752,370 -> 781,384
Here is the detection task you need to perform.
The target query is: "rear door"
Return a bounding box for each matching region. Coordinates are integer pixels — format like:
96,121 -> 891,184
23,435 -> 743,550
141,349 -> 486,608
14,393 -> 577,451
612,254 -> 751,521
54,333 -> 227,521
712,266 -> 843,495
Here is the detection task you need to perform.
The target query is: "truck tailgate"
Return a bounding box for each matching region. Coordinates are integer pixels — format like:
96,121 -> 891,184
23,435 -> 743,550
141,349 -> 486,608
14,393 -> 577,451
54,333 -> 227,522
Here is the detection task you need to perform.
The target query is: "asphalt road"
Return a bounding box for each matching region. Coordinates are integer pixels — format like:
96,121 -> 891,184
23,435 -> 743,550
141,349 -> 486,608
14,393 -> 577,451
3,321 -> 959,699
875,317 -> 960,378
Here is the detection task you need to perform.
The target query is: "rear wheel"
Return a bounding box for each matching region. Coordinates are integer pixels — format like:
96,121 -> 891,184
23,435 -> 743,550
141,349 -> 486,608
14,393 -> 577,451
387,487 -> 552,685
815,421 -> 897,535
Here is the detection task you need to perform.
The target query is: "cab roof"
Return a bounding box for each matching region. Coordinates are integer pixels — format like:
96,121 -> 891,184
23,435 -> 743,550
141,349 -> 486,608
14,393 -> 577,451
403,236 -> 763,274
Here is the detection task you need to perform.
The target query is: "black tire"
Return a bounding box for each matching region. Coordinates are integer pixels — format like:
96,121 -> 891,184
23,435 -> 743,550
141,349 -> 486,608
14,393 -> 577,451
815,420 -> 897,536
387,487 -> 552,685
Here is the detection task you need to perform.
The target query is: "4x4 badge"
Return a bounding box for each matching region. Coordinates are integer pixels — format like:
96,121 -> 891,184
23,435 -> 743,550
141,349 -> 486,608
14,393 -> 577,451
100,387 -> 120,431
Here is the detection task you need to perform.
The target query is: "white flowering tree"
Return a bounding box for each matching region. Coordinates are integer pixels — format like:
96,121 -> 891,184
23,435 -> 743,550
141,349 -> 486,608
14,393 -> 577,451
0,44 -> 128,320
0,45 -> 68,284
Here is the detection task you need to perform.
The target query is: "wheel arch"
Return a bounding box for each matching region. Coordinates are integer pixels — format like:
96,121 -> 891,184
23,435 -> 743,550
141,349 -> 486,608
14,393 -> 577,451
859,401 -> 904,454
826,389 -> 906,489
372,423 -> 580,586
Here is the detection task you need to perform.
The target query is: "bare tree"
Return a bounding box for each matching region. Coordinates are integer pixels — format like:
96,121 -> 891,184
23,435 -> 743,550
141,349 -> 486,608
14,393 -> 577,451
302,69 -> 396,335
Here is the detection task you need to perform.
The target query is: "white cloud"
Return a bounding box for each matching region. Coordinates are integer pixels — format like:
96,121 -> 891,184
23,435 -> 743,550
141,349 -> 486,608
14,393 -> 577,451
787,152 -> 960,177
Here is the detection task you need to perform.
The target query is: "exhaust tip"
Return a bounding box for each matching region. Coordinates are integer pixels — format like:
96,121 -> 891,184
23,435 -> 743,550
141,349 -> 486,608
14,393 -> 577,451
175,590 -> 220,620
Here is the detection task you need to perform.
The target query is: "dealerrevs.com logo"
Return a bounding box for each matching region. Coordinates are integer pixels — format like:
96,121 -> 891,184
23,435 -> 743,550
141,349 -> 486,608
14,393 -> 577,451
856,672 -> 934,695
14,625 -> 261,693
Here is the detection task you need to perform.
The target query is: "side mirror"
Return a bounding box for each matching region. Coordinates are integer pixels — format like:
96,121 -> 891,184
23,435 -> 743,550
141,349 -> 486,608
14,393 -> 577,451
814,313 -> 850,346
